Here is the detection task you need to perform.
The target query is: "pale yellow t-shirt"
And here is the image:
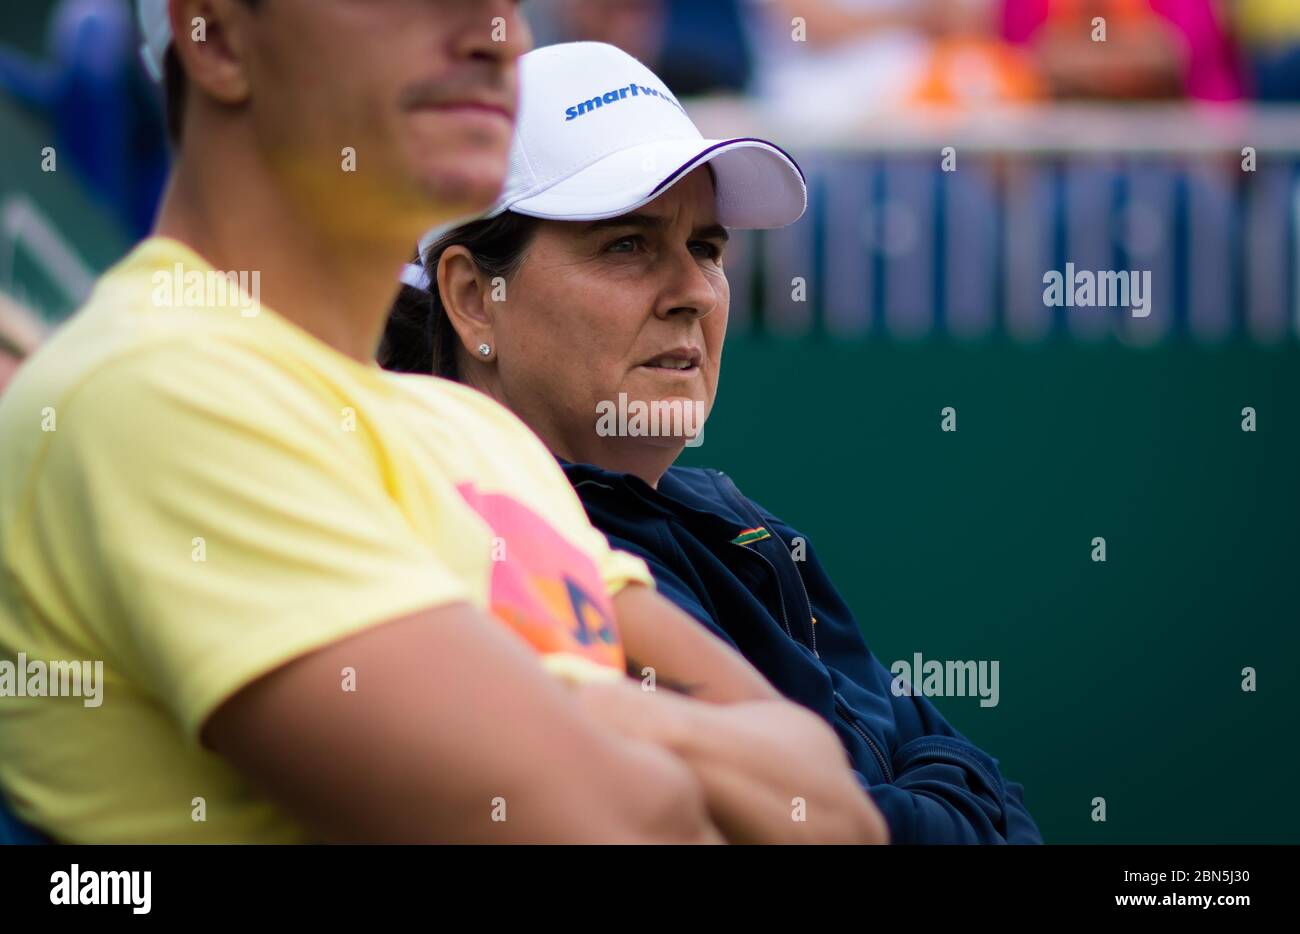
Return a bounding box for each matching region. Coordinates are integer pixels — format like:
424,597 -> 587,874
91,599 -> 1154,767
0,238 -> 651,843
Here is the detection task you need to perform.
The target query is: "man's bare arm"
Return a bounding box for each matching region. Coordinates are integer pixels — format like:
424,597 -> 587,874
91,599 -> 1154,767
612,583 -> 779,703
575,679 -> 890,844
202,604 -> 722,843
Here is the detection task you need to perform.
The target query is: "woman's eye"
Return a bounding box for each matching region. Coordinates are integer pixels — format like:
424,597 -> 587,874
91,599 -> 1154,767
605,236 -> 641,254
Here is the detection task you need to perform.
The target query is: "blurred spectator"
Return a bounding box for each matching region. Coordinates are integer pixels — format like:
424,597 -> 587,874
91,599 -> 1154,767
546,0 -> 666,68
0,293 -> 47,396
536,0 -> 1045,120
537,0 -> 753,95
0,0 -> 168,236
1235,0 -> 1300,100
1001,0 -> 1243,101
904,1 -> 1044,105
658,0 -> 755,95
745,0 -> 1040,129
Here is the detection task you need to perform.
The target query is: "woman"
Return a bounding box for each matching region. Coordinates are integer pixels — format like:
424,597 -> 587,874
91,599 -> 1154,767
384,41 -> 1041,844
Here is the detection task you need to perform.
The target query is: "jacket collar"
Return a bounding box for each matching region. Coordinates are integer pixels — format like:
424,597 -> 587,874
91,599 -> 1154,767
559,459 -> 756,539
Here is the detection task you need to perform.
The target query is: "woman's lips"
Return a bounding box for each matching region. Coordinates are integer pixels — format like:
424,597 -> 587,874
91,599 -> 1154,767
639,349 -> 703,372
638,361 -> 700,376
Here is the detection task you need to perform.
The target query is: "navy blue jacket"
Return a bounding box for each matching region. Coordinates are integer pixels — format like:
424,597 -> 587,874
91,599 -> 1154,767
564,462 -> 1043,844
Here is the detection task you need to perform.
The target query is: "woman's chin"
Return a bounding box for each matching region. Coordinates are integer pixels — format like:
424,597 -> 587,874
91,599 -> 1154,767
593,391 -> 706,454
637,433 -> 691,451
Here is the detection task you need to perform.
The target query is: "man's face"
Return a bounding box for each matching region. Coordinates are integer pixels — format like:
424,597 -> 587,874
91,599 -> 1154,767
242,0 -> 531,229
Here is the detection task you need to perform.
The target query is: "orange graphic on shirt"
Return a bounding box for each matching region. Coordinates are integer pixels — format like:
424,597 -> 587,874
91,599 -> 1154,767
456,482 -> 624,671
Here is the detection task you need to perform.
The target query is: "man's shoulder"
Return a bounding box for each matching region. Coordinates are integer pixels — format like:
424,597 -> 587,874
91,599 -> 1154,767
1,310 -> 296,434
1,240 -> 289,420
384,372 -> 556,448
385,370 -> 505,414
0,292 -> 354,521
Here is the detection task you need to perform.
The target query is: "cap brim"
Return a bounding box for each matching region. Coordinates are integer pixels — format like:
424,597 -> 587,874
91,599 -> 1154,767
505,137 -> 807,230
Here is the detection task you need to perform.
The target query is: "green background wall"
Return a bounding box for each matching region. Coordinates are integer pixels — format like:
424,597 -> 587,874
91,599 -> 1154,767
681,338 -> 1298,842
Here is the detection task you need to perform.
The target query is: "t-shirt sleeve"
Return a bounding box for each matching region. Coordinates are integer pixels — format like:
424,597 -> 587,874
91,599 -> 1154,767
23,340 -> 473,742
570,499 -> 656,597
534,471 -> 656,599
458,383 -> 656,600
593,541 -> 656,597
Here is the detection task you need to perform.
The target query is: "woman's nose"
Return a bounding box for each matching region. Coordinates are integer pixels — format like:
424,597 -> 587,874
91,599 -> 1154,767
654,252 -> 720,321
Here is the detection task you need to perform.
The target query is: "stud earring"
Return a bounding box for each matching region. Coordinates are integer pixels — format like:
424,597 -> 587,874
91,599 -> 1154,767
477,343 -> 492,357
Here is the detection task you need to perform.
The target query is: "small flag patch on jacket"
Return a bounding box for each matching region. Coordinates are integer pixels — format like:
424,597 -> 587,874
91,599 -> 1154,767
731,526 -> 771,546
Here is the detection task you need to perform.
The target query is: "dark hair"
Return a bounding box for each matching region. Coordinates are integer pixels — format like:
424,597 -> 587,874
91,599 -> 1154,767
162,0 -> 262,146
379,211 -> 540,380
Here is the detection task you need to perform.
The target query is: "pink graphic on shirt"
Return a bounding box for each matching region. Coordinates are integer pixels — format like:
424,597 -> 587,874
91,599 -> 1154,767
456,482 -> 624,670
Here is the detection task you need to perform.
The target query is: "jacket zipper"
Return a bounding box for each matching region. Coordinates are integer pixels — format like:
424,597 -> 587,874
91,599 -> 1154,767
713,478 -> 880,777
739,546 -> 796,641
835,693 -> 893,783
719,473 -> 818,656
790,558 -> 818,658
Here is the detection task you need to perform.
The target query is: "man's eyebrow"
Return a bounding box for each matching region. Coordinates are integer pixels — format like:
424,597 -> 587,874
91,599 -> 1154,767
579,215 -> 730,241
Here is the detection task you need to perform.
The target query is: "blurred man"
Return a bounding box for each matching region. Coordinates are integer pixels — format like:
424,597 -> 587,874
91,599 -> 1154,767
1002,0 -> 1243,101
0,0 -> 885,845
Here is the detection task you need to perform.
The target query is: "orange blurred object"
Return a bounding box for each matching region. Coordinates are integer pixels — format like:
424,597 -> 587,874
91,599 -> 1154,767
908,38 -> 1046,105
1047,0 -> 1156,23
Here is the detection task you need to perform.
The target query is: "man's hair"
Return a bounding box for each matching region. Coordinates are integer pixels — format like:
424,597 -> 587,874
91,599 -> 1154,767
379,212 -> 540,380
162,0 -> 263,145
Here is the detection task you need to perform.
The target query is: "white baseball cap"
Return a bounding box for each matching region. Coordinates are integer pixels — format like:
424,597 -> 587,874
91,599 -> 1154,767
418,41 -> 805,260
137,0 -> 170,82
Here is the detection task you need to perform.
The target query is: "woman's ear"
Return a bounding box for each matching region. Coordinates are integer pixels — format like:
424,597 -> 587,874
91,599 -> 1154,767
437,246 -> 497,355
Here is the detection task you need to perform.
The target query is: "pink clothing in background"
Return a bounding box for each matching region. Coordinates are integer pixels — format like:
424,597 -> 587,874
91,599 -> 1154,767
1001,0 -> 1244,101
